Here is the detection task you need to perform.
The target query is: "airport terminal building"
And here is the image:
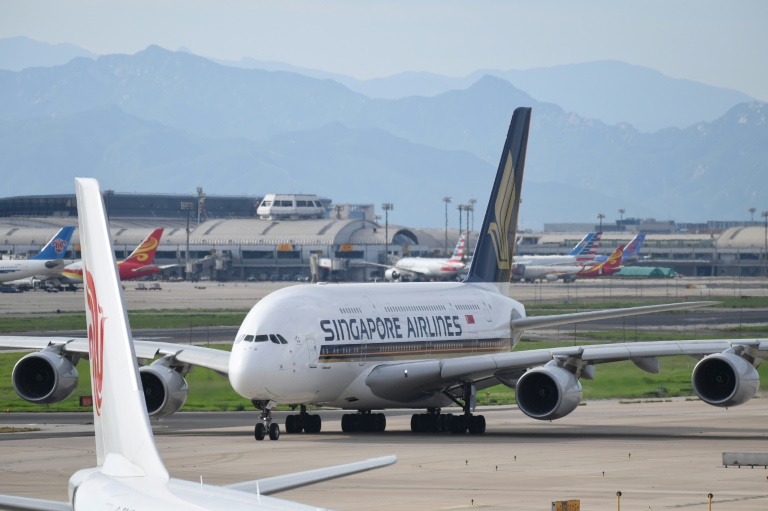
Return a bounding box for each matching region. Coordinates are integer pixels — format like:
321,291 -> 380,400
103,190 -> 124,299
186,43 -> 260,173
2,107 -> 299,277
1,191 -> 766,281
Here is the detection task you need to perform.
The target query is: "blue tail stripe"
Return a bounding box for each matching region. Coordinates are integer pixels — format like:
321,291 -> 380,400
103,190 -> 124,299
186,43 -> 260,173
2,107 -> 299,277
29,226 -> 75,260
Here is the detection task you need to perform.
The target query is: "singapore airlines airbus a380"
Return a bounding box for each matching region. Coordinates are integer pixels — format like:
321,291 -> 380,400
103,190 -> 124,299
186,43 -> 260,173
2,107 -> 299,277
0,178 -> 395,511
2,108 -> 766,442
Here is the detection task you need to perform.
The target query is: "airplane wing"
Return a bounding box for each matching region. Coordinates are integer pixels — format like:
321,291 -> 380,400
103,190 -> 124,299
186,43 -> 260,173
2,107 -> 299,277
0,495 -> 70,511
0,337 -> 230,376
365,337 -> 768,403
226,455 -> 397,495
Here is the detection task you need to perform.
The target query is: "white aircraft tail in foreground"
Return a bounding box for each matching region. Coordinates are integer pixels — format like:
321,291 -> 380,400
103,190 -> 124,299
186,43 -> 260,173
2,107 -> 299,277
0,178 -> 395,511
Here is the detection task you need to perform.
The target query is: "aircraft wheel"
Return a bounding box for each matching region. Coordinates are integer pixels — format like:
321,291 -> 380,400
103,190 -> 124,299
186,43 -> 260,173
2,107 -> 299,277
306,414 -> 321,433
268,422 -> 280,440
285,415 -> 297,433
375,413 -> 387,432
341,414 -> 353,433
255,422 -> 266,441
469,415 -> 486,434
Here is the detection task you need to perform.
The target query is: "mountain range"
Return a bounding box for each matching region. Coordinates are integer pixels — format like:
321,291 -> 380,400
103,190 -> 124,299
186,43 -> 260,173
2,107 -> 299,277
0,38 -> 765,229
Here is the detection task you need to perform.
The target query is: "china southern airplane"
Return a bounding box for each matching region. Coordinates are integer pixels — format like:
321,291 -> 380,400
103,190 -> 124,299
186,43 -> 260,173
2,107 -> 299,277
0,178 -> 395,511
2,108 -> 766,442
0,226 -> 75,283
376,231 -> 468,281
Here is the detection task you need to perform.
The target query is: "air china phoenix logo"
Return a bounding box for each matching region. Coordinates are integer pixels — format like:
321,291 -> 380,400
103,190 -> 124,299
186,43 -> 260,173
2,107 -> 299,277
85,268 -> 105,416
51,238 -> 68,254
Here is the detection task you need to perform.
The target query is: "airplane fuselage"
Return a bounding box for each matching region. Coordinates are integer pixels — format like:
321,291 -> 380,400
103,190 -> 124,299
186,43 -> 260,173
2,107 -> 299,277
0,259 -> 72,283
391,257 -> 465,280
228,281 -> 524,410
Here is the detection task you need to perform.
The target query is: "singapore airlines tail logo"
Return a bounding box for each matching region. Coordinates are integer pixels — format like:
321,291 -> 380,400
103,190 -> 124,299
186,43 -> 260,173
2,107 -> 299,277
487,149 -> 517,271
85,268 -> 105,416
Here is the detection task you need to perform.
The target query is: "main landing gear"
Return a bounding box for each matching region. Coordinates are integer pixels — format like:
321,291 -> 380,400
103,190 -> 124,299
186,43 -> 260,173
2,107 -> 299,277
285,405 -> 322,434
341,410 -> 387,433
410,382 -> 486,434
252,400 -> 280,441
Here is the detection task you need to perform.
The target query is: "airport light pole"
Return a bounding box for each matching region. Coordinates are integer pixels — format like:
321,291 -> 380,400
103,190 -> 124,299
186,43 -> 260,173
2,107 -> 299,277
457,204 -> 467,240
468,198 -> 477,250
749,207 -> 756,224
442,196 -> 452,256
597,212 -> 606,231
762,210 -> 768,278
104,190 -> 114,222
181,201 -> 194,280
382,203 -> 393,264
618,208 -> 625,231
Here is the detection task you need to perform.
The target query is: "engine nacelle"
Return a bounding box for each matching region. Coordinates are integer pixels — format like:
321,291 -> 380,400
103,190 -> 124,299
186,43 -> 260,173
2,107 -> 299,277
12,351 -> 78,404
139,364 -> 189,418
515,364 -> 582,420
692,352 -> 759,407
384,268 -> 401,281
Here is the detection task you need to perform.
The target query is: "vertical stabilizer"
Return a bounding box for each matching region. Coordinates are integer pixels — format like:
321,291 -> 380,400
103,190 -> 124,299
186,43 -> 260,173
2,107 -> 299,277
29,226 -> 75,260
447,231 -> 468,263
75,178 -> 169,481
123,228 -> 164,265
575,231 -> 602,262
465,107 -> 532,284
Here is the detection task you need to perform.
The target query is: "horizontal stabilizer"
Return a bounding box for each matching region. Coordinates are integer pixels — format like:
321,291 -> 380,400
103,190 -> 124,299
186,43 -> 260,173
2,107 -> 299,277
511,301 -> 717,331
226,455 -> 397,495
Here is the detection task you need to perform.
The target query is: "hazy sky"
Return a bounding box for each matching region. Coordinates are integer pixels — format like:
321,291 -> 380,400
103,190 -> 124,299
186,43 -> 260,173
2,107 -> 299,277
2,0 -> 766,100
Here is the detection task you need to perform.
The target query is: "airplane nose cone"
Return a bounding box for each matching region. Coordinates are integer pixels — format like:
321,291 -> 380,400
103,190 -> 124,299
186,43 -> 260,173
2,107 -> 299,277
228,344 -> 254,398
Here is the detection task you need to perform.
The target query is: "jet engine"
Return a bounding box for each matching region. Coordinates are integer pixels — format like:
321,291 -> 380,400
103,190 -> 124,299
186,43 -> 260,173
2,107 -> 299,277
515,364 -> 582,420
384,268 -> 401,281
12,351 -> 78,404
139,363 -> 189,418
691,352 -> 759,407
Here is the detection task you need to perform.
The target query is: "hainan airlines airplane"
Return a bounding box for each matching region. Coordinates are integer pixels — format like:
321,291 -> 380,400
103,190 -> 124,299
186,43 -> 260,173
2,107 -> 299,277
2,108 -> 766,442
516,244 -> 625,283
0,226 -> 75,283
513,231 -> 601,267
378,231 -> 468,281
61,228 -> 166,282
0,178 -> 395,511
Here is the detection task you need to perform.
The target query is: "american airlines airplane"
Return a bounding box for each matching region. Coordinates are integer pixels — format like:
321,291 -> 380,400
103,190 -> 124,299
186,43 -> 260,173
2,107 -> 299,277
0,178 -> 395,511
513,231 -> 601,268
2,108 -> 766,442
60,228 -> 167,282
376,231 -> 468,281
0,226 -> 75,283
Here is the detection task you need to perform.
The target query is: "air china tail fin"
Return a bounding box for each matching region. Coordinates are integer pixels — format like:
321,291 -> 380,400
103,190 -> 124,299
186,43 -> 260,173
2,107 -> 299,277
75,178 -> 169,481
447,231 -> 468,263
465,107 -> 531,284
29,226 -> 75,260
123,228 -> 164,265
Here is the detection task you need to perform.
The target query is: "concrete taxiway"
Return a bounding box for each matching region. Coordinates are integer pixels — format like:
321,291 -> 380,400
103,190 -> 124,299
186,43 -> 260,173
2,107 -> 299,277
1,398 -> 767,510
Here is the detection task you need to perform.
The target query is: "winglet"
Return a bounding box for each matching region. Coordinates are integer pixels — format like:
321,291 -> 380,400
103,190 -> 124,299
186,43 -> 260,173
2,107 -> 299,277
75,178 -> 169,481
29,226 -> 75,260
465,107 -> 532,285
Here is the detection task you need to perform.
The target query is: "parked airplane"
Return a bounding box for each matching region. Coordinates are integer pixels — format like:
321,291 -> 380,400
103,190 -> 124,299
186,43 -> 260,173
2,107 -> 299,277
2,108 -> 765,442
61,228 -> 166,282
513,231 -> 601,268
0,178 -> 395,511
594,233 -> 646,263
516,244 -> 625,283
0,226 -> 75,283
376,231 -> 468,281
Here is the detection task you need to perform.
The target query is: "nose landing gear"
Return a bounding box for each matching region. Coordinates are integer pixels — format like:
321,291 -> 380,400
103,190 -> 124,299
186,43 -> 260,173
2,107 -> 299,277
253,400 -> 280,441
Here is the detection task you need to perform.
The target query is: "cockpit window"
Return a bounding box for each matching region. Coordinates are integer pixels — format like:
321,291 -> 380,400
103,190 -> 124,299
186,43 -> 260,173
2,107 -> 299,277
269,334 -> 281,344
254,334 -> 270,342
243,334 -> 255,342
277,334 -> 289,344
